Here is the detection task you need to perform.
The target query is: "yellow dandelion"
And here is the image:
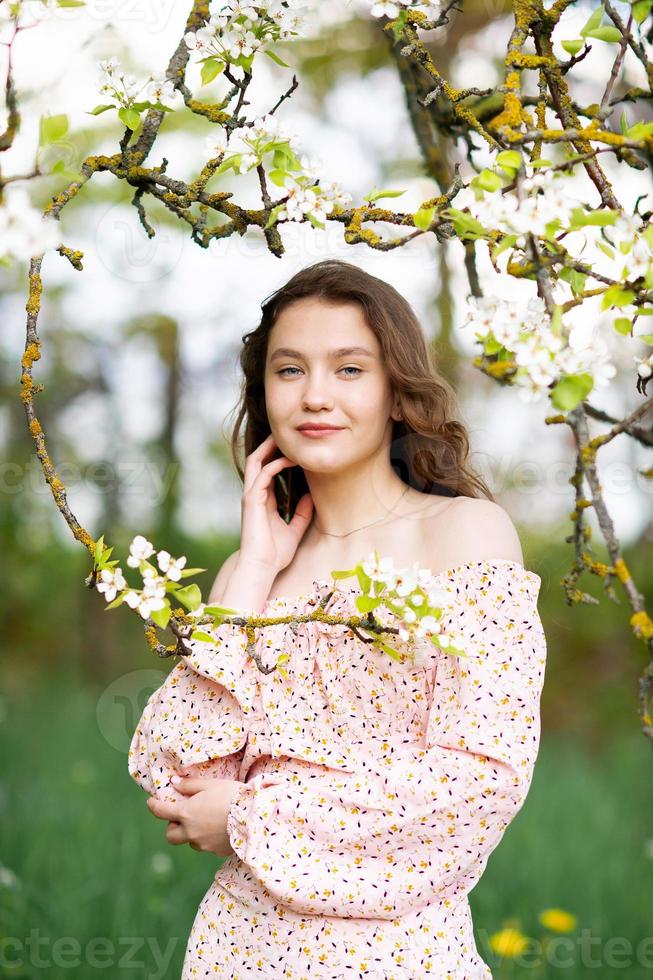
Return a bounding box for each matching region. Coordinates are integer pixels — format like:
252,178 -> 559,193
539,907 -> 577,933
489,927 -> 530,958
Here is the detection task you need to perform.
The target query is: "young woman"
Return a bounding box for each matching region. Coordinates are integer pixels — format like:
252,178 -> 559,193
129,259 -> 547,978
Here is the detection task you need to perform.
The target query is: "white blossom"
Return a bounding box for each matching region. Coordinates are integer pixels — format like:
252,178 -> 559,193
463,293 -> 617,402
184,27 -> 216,51
127,534 -> 155,567
124,568 -> 167,619
96,567 -> 127,603
371,0 -> 403,16
205,130 -> 228,157
157,549 -> 188,581
146,77 -> 175,103
99,57 -> 119,76
634,351 -> 653,380
369,0 -> 442,19
362,551 -> 397,585
621,236 -> 652,281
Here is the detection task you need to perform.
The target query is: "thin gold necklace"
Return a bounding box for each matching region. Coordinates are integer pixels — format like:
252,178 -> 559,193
313,484 -> 410,538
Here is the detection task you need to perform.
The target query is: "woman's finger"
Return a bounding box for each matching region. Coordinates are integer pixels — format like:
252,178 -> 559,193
243,434 -> 277,492
166,821 -> 187,845
147,796 -> 182,822
248,454 -> 295,494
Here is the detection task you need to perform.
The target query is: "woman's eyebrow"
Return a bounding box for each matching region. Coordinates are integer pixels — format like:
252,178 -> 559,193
269,346 -> 376,361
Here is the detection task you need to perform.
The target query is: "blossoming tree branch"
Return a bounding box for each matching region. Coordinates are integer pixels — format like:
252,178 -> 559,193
3,1 -> 653,731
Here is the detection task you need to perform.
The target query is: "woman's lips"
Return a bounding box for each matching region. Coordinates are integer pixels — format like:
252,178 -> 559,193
297,426 -> 344,438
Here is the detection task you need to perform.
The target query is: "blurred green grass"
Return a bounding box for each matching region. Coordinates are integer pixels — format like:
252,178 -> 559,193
1,671 -> 652,979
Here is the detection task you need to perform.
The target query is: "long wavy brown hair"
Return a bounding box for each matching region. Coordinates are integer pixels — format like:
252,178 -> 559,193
227,258 -> 494,520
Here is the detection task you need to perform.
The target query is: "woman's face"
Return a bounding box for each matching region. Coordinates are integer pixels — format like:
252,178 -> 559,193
263,297 -> 397,474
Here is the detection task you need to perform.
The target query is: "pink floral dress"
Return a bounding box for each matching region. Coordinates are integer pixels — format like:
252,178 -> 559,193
128,558 -> 547,979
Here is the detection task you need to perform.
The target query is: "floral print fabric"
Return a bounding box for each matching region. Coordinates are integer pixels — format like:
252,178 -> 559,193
128,558 -> 547,978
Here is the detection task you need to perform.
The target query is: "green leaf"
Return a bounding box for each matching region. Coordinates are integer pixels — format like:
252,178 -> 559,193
569,206 -> 619,228
94,534 -> 105,563
474,168 -> 503,192
203,604 -> 240,616
636,334 -> 653,345
550,373 -> 594,411
150,605 -> 171,629
211,153 -> 242,178
306,213 -> 325,229
633,1 -> 653,25
625,121 -> 653,140
178,567 -> 207,578
104,592 -> 127,610
374,640 -> 404,662
267,168 -> 289,188
263,204 -> 285,230
558,267 -> 587,296
484,336 -> 505,354
190,630 -> 216,643
355,595 -> 382,613
148,102 -> 175,113
40,114 -> 69,144
264,49 -> 291,68
496,150 -> 522,172
613,317 -> 632,335
636,308 -> 653,316
585,25 -> 622,42
561,39 -> 584,55
491,233 -> 518,262
174,584 -> 202,612
118,106 -> 141,131
201,57 -> 224,85
600,286 -> 635,310
364,187 -> 406,204
87,104 -> 115,116
580,4 -> 605,37
443,207 -> 488,240
330,567 -> 357,581
389,9 -> 408,40
57,0 -> 85,6
413,207 -> 435,231
272,145 -> 302,171
529,158 -> 553,168
356,566 -> 372,595
596,240 -> 615,260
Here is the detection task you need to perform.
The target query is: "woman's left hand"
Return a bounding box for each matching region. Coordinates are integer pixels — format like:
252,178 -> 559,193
146,776 -> 244,856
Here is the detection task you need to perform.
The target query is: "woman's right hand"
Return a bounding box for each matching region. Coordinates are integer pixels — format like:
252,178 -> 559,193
238,433 -> 314,578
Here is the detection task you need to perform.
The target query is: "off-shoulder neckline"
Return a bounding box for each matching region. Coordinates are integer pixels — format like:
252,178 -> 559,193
263,557 -> 541,610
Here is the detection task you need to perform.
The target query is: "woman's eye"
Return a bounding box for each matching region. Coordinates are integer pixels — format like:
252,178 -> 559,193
276,366 -> 362,377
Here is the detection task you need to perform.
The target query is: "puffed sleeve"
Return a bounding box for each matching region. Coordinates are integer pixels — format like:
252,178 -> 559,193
128,606 -> 260,803
226,560 -> 547,918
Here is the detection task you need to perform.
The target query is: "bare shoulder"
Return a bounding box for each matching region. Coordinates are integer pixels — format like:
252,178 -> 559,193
208,548 -> 241,603
422,496 -> 524,569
